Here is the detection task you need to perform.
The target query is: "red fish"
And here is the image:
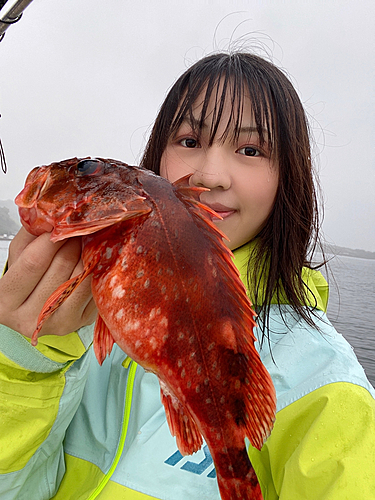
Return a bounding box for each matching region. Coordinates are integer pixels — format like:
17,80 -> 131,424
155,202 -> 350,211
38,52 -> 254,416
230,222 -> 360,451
15,157 -> 276,499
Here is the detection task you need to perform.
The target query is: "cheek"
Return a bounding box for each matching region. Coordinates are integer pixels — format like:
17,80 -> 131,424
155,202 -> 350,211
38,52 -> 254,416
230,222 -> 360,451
160,148 -> 195,183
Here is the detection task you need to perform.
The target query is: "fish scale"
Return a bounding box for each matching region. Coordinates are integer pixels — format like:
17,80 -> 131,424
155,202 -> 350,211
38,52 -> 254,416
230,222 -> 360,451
15,157 -> 276,500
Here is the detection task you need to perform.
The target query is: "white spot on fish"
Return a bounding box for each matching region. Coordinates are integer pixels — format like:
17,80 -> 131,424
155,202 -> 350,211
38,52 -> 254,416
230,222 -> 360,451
149,337 -> 158,350
206,398 -> 212,404
155,251 -> 161,262
136,270 -> 145,278
196,385 -> 200,393
110,276 -> 117,288
144,278 -> 150,288
136,246 -> 143,254
124,320 -> 140,332
197,366 -> 202,375
178,359 -> 183,368
160,317 -> 168,327
178,332 -> 184,340
113,285 -> 126,299
181,368 -> 186,378
116,309 -> 124,320
208,342 -> 215,351
106,247 -> 113,259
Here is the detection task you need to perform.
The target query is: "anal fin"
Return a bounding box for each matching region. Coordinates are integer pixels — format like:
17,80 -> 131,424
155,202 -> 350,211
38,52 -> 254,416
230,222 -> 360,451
160,381 -> 203,456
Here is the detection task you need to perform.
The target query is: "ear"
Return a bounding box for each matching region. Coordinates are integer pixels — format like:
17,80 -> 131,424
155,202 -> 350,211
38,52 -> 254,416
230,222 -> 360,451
50,196 -> 151,242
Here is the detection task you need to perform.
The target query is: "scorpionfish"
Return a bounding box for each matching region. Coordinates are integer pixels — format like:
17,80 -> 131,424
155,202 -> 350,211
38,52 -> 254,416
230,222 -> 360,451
15,157 -> 276,500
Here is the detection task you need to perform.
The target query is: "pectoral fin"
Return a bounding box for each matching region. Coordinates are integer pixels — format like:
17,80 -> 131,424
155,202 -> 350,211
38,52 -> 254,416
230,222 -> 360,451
31,263 -> 94,346
93,314 -> 115,365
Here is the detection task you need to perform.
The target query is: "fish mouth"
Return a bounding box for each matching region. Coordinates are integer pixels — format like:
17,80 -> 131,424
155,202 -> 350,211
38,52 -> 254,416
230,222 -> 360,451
16,168 -> 55,236
18,206 -> 54,235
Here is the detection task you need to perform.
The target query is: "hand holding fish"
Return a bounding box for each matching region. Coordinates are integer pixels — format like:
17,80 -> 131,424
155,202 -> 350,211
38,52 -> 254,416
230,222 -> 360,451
0,227 -> 97,338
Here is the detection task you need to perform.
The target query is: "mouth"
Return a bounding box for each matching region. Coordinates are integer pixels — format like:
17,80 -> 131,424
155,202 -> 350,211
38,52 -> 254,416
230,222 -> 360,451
203,202 -> 236,220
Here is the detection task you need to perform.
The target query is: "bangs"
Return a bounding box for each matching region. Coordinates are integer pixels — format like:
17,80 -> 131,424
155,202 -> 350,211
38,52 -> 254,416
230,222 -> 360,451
170,54 -> 275,152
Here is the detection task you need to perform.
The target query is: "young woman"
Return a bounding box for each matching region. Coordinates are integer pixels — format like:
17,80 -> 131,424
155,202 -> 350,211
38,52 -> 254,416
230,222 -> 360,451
0,52 -> 374,500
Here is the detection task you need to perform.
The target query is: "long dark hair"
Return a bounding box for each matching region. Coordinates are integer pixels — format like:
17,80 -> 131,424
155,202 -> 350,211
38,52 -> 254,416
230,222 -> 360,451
141,52 -> 325,337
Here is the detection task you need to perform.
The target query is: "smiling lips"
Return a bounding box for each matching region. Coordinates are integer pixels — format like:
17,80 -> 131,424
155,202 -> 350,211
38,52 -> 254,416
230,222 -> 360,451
203,202 -> 236,220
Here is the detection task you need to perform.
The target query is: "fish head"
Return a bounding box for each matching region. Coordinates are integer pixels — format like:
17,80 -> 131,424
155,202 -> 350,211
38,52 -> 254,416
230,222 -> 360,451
15,157 -> 152,241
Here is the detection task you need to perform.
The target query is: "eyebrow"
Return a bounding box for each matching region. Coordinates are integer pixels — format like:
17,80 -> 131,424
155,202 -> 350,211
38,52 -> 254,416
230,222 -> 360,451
181,116 -> 268,136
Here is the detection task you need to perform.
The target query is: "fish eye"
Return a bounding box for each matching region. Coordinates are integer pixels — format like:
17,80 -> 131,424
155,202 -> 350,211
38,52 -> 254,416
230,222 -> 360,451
76,159 -> 104,176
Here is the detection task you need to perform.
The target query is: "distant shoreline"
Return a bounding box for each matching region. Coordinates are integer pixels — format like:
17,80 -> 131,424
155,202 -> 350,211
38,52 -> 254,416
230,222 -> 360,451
0,234 -> 374,260
322,244 -> 375,261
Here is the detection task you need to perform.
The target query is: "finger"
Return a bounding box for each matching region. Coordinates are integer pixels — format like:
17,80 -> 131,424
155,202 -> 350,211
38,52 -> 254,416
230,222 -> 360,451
34,237 -> 83,305
81,299 -> 98,327
0,233 -> 66,310
7,227 -> 38,267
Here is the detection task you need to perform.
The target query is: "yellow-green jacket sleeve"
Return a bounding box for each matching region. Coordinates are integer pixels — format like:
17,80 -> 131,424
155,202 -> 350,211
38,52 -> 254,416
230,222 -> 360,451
0,323 -> 93,499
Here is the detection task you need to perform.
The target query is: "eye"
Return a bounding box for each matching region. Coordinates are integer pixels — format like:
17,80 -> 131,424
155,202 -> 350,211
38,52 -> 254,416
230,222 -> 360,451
75,159 -> 104,176
237,146 -> 260,157
180,138 -> 200,148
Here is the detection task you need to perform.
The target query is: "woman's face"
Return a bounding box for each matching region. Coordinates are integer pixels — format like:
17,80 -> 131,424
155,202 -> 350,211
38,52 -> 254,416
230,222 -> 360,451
160,90 -> 279,251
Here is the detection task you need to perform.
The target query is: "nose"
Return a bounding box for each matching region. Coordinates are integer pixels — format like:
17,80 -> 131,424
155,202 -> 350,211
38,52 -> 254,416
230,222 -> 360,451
189,147 -> 231,190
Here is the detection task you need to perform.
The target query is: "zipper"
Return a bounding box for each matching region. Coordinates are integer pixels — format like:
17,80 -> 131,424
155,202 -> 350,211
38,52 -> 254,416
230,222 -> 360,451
87,359 -> 138,499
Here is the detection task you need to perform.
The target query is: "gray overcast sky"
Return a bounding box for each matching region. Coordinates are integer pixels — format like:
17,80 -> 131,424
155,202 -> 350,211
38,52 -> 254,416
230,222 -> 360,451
0,0 -> 374,251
